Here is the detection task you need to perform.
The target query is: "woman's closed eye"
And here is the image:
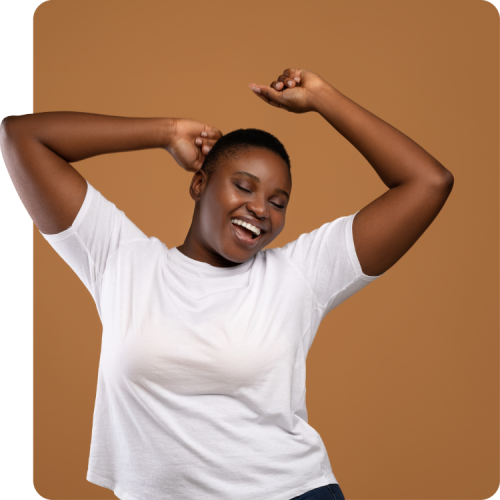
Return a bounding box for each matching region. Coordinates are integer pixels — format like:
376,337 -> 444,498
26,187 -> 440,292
236,184 -> 251,193
235,184 -> 284,209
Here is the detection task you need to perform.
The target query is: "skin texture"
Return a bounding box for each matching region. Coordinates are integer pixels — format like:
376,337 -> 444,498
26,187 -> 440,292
177,148 -> 291,267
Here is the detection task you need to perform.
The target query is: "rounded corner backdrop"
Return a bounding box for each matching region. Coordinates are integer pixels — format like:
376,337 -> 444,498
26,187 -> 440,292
33,1 -> 498,499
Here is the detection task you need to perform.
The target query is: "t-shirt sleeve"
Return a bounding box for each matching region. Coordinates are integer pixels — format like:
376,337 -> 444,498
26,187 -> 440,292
279,210 -> 384,317
38,179 -> 148,320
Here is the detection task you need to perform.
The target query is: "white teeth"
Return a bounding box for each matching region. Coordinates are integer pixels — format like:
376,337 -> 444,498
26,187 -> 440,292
231,218 -> 261,236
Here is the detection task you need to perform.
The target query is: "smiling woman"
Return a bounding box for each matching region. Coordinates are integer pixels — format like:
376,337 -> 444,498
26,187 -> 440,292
177,130 -> 293,267
0,66 -> 452,500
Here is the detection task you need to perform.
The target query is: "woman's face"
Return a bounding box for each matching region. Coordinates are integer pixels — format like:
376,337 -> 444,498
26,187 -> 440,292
188,148 -> 291,267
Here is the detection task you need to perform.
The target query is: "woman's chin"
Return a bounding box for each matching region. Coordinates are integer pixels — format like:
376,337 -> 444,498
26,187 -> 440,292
219,247 -> 253,265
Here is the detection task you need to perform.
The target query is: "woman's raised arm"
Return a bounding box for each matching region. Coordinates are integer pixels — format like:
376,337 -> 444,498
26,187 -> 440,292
0,112 -> 221,235
249,68 -> 454,277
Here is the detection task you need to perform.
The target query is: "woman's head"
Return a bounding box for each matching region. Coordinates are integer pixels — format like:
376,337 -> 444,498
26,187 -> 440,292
181,128 -> 292,267
200,128 -> 291,187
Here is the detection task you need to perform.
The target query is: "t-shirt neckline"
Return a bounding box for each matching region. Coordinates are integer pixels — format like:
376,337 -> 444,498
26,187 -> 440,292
169,246 -> 255,277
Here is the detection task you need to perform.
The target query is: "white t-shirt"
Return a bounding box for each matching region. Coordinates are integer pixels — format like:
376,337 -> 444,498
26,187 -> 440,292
39,180 -> 383,500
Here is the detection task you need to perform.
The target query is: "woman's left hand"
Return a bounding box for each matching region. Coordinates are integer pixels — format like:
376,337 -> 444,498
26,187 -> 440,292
248,68 -> 329,114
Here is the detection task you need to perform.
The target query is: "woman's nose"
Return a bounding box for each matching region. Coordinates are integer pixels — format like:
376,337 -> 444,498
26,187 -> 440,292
246,198 -> 269,218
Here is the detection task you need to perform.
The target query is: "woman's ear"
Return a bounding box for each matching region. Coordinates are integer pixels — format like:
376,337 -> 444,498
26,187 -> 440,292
189,169 -> 207,202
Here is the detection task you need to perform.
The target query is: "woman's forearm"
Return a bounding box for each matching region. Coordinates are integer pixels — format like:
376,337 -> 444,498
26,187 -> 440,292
0,112 -> 181,235
4,112 -> 176,163
310,85 -> 452,188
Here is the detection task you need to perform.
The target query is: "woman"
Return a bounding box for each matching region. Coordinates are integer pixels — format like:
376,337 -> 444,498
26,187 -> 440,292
0,68 -> 453,500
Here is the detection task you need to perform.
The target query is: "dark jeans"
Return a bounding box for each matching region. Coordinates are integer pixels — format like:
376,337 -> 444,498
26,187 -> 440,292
290,483 -> 346,500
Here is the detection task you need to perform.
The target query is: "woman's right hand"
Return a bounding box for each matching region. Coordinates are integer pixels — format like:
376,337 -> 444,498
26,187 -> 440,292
165,118 -> 223,173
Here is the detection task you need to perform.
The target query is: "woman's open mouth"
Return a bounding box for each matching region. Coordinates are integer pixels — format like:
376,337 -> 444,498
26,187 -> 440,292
230,220 -> 263,247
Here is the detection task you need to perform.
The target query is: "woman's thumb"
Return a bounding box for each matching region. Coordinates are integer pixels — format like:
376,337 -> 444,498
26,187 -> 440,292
249,84 -> 287,108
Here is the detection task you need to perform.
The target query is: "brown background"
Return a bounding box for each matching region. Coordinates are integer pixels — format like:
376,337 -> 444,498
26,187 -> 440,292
33,0 -> 498,498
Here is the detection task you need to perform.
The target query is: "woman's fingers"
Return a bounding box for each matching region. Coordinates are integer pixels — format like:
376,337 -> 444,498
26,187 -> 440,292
248,69 -> 313,113
249,83 -> 280,102
274,68 -> 302,89
283,68 -> 302,83
194,125 -> 222,154
249,85 -> 273,105
195,137 -> 217,154
249,69 -> 302,95
249,84 -> 289,111
273,80 -> 294,90
200,127 -> 222,139
271,75 -> 296,90
249,83 -> 290,111
277,74 -> 298,89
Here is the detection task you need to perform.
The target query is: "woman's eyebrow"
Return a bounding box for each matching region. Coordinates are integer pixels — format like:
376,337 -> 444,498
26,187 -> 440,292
233,171 -> 289,200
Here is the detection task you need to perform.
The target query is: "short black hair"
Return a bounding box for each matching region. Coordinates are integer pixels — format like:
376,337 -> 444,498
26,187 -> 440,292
200,128 -> 291,185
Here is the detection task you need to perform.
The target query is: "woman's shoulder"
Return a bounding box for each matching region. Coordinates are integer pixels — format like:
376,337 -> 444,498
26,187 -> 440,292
107,235 -> 165,265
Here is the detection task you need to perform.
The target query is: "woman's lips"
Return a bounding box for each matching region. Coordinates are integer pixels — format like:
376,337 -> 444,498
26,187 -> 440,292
230,221 -> 262,247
